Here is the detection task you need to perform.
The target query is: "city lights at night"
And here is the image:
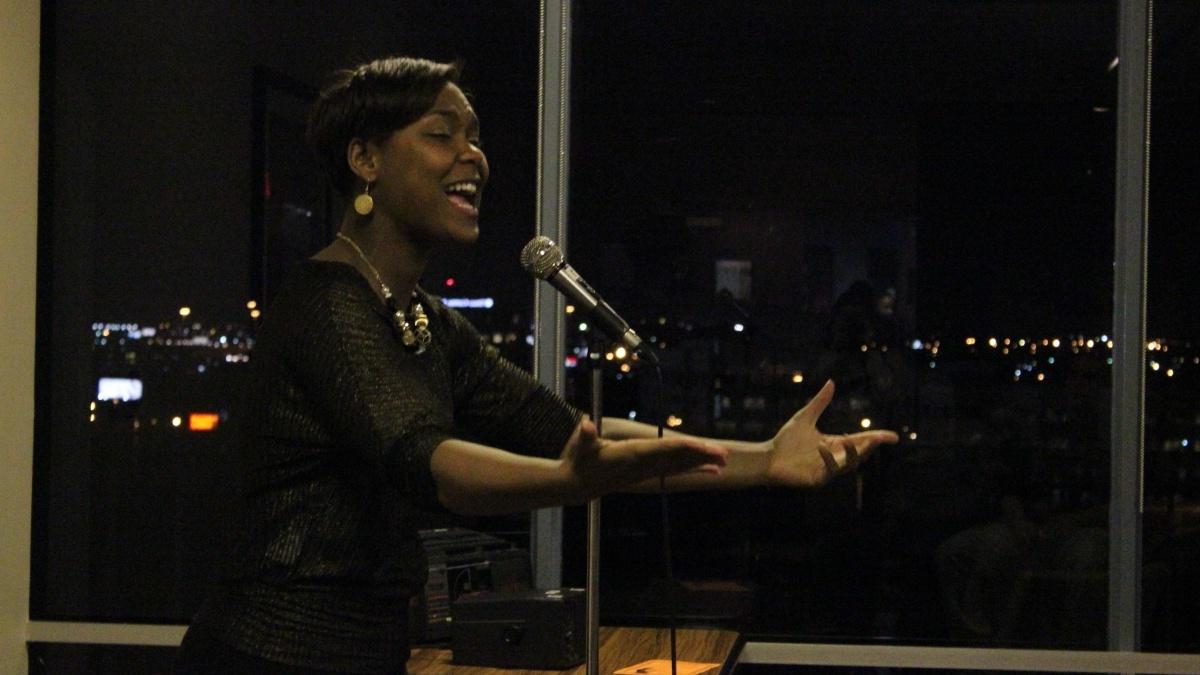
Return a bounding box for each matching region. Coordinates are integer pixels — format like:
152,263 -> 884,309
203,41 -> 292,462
26,0 -> 1200,664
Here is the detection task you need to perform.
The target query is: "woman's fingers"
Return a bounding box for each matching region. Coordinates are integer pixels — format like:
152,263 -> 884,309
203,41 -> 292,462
624,437 -> 728,476
845,430 -> 900,453
798,379 -> 836,424
658,439 -> 729,470
568,428 -> 728,492
821,435 -> 854,473
843,437 -> 860,469
576,419 -> 599,446
818,445 -> 839,475
818,430 -> 900,476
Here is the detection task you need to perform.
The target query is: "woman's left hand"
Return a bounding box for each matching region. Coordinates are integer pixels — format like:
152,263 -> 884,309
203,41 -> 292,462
765,379 -> 899,488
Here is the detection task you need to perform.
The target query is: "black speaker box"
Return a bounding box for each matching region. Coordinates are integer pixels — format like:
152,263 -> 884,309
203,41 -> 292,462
450,588 -> 586,669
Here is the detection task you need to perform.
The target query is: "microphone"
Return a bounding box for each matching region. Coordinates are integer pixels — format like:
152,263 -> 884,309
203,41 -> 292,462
521,236 -> 656,363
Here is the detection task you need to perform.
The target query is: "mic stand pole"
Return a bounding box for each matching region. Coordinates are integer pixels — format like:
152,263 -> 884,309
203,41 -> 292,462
585,346 -> 604,675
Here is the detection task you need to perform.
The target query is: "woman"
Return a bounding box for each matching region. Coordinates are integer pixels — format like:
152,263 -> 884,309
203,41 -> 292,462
176,56 -> 897,674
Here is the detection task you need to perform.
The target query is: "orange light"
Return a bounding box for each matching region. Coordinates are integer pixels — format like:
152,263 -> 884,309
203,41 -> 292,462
189,413 -> 220,432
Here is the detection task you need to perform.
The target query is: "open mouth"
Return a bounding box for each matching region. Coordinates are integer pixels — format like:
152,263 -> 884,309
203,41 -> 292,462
444,180 -> 481,215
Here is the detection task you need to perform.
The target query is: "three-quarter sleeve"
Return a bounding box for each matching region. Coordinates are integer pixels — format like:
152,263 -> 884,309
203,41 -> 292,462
253,263 -> 582,511
264,266 -> 455,509
436,302 -> 583,460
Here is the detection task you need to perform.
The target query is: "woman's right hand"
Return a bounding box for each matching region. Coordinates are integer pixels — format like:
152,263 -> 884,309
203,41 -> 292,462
560,419 -> 728,500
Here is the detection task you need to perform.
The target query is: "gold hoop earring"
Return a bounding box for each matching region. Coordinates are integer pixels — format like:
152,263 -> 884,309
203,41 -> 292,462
353,182 -> 375,216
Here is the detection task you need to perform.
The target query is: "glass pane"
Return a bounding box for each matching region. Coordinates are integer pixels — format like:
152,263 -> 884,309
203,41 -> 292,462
1142,0 -> 1200,653
567,1 -> 1116,648
33,0 -> 541,621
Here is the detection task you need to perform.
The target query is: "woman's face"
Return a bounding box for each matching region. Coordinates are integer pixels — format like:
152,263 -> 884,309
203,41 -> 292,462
369,82 -> 489,246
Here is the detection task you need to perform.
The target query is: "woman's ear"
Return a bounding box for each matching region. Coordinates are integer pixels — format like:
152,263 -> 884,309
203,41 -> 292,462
346,137 -> 380,184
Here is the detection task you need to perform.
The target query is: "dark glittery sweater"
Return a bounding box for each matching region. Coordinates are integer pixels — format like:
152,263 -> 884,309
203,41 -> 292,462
190,260 -> 581,673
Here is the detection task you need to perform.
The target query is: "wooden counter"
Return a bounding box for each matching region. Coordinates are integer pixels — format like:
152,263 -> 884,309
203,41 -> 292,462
408,626 -> 740,674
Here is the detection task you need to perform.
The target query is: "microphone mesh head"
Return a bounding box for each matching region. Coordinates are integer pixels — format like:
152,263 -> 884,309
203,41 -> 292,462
520,236 -> 563,279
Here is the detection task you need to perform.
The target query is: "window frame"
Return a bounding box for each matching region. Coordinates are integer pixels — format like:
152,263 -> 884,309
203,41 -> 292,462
22,1 -> 1190,671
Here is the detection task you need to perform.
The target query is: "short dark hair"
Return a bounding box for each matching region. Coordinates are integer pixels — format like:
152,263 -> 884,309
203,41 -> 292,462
306,56 -> 463,195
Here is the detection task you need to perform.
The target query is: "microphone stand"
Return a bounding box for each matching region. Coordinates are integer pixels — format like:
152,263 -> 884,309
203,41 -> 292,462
585,343 -> 604,675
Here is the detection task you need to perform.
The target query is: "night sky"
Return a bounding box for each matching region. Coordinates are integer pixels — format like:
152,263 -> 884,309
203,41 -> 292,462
566,1 -> 1198,339
46,0 -> 1198,340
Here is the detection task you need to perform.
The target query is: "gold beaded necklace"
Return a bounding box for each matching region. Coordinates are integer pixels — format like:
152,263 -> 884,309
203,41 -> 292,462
336,232 -> 431,353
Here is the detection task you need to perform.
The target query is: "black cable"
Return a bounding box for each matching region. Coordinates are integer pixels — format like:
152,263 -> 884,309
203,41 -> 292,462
652,362 -> 678,675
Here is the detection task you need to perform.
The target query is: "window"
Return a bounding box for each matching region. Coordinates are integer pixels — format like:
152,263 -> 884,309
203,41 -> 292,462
33,0 -> 543,623
1142,0 -> 1200,653
566,0 -> 1123,649
28,0 -> 1199,669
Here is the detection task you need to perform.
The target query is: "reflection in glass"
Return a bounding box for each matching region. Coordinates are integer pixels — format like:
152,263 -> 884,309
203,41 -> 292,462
1143,0 -> 1200,654
33,0 -> 541,622
567,1 -> 1118,648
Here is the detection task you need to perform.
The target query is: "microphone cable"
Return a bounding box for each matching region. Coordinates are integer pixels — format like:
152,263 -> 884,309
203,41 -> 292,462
651,360 -> 679,675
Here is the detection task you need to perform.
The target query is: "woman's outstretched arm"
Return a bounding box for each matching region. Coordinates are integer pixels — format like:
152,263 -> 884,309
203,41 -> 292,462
429,420 -> 729,516
601,380 -> 900,493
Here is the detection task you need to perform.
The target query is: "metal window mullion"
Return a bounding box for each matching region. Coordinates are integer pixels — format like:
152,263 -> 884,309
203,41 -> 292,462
26,621 -> 187,647
736,642 -> 1200,674
530,0 -> 572,591
1110,0 -> 1151,654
